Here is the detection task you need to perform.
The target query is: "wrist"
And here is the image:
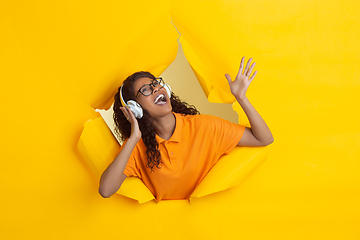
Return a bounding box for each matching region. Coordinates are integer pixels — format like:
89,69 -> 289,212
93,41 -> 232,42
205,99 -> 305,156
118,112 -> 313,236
236,95 -> 249,104
129,134 -> 141,143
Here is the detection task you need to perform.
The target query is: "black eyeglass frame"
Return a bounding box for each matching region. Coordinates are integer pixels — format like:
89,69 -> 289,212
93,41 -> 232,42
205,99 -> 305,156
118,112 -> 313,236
135,77 -> 165,98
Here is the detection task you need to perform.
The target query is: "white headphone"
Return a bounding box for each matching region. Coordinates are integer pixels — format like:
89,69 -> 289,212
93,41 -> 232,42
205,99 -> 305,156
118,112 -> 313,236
120,78 -> 172,119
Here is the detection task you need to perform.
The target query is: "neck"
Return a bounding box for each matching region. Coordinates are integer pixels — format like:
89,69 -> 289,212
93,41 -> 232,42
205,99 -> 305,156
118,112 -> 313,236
151,112 -> 176,140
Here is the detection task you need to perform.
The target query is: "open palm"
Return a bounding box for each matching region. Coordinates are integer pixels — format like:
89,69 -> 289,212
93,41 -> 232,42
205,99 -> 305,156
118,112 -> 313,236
225,57 -> 257,100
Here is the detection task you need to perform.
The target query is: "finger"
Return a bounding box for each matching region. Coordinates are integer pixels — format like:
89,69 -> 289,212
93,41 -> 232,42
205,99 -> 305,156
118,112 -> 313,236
249,71 -> 257,82
225,74 -> 232,85
236,57 -> 245,79
244,58 -> 252,75
126,107 -> 136,121
120,107 -> 130,120
120,107 -> 127,117
246,62 -> 256,77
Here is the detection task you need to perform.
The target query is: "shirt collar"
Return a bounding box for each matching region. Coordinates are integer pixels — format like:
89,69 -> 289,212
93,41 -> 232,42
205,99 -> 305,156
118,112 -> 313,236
155,112 -> 182,143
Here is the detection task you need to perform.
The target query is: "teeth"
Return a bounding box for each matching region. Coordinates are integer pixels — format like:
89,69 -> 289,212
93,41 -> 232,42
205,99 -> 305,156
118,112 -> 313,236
154,94 -> 165,104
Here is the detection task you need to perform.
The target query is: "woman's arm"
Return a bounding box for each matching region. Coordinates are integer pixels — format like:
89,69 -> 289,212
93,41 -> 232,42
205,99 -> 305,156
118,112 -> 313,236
98,107 -> 141,198
236,97 -> 273,146
225,57 -> 274,146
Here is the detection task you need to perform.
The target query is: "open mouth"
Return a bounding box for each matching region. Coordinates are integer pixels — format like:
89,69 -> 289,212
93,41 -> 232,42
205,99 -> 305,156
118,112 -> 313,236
154,93 -> 167,105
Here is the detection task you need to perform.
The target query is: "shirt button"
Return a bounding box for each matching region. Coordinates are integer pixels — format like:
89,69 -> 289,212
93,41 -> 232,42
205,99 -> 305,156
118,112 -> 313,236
171,152 -> 173,155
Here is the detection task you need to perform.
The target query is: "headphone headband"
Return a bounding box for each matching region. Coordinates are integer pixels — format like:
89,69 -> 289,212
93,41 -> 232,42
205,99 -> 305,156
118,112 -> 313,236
119,85 -> 126,107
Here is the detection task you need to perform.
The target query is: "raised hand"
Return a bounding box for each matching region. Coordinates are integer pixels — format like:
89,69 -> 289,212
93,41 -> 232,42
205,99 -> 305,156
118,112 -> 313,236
120,107 -> 142,141
225,57 -> 257,100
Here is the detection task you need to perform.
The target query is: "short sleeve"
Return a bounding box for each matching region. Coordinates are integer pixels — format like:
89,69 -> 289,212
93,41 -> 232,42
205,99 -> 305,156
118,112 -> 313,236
118,139 -> 141,178
206,115 -> 246,156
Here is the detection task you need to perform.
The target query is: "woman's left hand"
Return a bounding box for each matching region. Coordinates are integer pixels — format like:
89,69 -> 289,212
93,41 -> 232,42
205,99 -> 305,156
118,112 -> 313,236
225,57 -> 257,100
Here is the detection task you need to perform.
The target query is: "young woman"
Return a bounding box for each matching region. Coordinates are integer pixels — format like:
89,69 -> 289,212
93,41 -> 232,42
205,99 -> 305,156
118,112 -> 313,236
99,57 -> 274,201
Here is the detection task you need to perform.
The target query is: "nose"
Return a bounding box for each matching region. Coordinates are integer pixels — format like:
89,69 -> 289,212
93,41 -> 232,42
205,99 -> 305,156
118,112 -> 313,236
152,85 -> 160,94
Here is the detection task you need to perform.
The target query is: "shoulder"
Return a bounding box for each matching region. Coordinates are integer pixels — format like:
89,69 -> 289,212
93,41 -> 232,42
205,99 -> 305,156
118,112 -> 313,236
191,114 -> 244,133
174,112 -> 214,120
175,113 -> 212,123
192,114 -> 228,124
175,113 -> 228,129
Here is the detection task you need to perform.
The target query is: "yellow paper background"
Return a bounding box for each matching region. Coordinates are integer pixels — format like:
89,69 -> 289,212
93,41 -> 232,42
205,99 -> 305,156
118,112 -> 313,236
1,0 -> 360,239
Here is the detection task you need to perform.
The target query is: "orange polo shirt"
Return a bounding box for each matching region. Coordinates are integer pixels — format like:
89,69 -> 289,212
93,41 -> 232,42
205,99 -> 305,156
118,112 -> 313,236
121,112 -> 245,202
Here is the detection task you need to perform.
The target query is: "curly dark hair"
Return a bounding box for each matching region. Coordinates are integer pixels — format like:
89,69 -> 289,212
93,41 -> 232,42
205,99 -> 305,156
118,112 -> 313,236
113,71 -> 199,172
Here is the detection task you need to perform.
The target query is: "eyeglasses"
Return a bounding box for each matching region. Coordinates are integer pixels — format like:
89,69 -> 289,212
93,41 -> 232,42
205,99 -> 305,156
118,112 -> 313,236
135,77 -> 165,98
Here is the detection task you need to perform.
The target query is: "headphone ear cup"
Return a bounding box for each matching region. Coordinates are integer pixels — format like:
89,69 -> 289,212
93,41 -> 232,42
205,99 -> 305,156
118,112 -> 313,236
164,82 -> 172,98
126,100 -> 143,119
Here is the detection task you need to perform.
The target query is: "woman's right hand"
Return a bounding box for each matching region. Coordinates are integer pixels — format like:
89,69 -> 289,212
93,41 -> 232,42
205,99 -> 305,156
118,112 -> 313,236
120,107 -> 142,141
